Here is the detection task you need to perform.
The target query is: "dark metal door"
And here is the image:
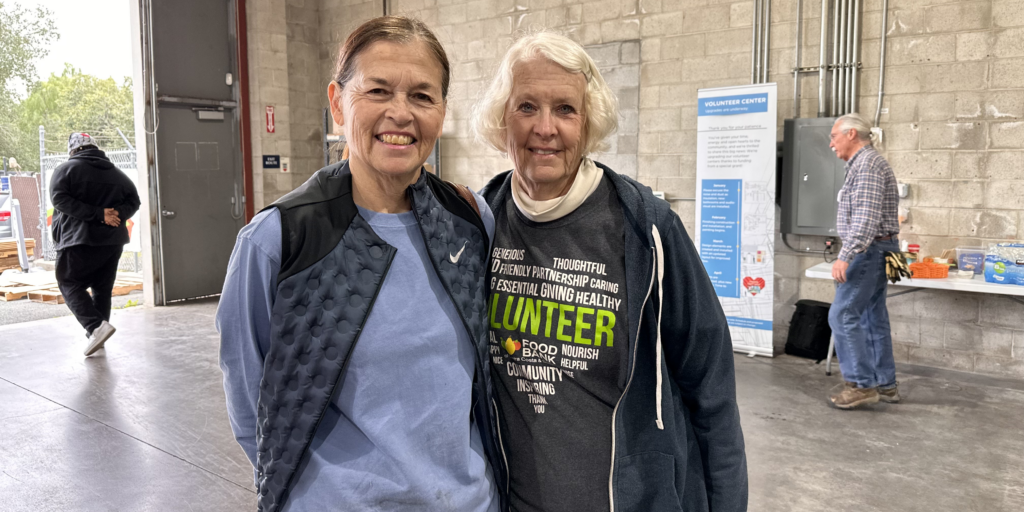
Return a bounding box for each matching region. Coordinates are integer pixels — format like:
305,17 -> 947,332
147,0 -> 244,301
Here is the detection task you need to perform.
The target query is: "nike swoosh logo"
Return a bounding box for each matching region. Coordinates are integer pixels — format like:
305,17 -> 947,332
450,241 -> 468,264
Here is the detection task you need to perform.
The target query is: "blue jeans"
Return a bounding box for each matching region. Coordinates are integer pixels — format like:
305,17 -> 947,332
828,239 -> 899,389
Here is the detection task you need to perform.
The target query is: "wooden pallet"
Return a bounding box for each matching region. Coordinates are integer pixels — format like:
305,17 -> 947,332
0,272 -> 53,300
28,288 -> 64,305
1,284 -> 60,301
25,283 -> 140,304
0,271 -> 143,303
0,239 -> 35,262
112,280 -> 144,296
0,249 -> 34,258
0,239 -> 35,252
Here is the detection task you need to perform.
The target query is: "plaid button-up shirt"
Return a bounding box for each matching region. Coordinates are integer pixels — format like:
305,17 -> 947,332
837,145 -> 900,262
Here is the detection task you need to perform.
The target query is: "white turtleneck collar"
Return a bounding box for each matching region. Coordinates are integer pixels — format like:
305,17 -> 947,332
510,158 -> 602,223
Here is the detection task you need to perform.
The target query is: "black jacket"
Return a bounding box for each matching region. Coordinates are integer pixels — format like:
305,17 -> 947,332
482,163 -> 748,512
50,148 -> 141,250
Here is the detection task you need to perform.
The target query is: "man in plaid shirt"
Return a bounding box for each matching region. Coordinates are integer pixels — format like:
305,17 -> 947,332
827,113 -> 901,410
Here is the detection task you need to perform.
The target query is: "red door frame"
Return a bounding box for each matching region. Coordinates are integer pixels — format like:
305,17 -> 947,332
235,0 -> 254,221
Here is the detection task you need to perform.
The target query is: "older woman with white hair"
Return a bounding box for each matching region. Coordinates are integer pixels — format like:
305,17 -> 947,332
475,32 -> 747,512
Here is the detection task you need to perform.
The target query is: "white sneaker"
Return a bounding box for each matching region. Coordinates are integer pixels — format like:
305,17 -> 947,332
84,321 -> 116,356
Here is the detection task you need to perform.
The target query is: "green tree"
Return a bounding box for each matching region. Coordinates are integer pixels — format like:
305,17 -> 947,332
0,1 -> 59,167
12,65 -> 135,172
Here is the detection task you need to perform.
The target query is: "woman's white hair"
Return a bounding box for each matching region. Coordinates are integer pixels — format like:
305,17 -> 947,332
472,32 -> 618,156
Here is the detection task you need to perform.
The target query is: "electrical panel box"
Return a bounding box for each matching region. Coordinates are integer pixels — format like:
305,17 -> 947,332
780,118 -> 846,236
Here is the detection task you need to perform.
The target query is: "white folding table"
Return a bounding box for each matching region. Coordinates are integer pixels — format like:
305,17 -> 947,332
804,261 -> 1024,375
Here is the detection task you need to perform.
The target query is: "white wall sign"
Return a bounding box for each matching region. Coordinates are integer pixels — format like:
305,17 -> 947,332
694,84 -> 778,357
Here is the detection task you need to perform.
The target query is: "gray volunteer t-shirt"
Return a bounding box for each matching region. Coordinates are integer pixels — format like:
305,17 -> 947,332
488,175 -> 628,512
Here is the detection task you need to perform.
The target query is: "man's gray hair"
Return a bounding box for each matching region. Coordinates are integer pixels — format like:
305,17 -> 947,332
836,113 -> 874,142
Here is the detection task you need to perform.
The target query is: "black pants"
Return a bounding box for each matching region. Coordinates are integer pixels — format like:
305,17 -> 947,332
56,245 -> 123,336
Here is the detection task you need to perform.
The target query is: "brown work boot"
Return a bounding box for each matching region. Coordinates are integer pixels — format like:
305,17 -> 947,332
877,385 -> 900,403
830,382 -> 879,409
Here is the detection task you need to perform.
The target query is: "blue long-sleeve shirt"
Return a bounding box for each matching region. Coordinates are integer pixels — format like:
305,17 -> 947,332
217,192 -> 497,512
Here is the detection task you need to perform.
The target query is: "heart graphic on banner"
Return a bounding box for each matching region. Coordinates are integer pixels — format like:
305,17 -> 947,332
742,277 -> 766,296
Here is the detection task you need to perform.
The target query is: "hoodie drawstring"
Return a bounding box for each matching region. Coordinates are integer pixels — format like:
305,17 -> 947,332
652,225 -> 665,430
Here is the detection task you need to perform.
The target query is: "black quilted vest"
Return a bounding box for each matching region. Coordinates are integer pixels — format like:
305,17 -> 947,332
253,162 -> 504,512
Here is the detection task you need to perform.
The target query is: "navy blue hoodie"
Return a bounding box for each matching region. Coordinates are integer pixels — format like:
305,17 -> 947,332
482,163 -> 748,512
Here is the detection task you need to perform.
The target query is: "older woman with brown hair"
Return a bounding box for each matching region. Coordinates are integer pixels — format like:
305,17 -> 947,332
475,32 -> 747,512
218,16 -> 502,512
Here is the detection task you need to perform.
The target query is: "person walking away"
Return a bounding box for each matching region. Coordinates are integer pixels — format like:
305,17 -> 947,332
50,133 -> 141,356
827,113 -> 901,409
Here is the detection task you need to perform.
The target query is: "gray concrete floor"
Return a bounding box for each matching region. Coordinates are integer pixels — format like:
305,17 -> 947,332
738,354 -> 1024,511
1,300 -> 1022,512
0,299 -> 254,512
0,290 -> 144,327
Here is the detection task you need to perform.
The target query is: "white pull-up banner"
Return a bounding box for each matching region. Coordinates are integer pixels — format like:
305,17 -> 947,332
694,84 -> 777,357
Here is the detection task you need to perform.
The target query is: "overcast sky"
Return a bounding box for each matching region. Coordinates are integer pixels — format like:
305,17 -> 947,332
11,0 -> 134,84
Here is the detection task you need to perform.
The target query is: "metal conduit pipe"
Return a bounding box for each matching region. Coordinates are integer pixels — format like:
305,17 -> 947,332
753,0 -> 762,83
874,0 -> 889,126
845,0 -> 855,113
851,0 -> 861,112
841,0 -> 849,113
830,0 -> 840,116
837,0 -> 848,115
840,0 -> 848,113
763,0 -> 772,83
794,0 -> 803,117
818,0 -> 829,116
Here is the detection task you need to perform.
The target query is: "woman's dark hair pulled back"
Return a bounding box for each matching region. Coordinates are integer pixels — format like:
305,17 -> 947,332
333,16 -> 451,100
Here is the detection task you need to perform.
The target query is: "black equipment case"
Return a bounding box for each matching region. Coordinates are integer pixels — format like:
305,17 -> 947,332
784,299 -> 832,361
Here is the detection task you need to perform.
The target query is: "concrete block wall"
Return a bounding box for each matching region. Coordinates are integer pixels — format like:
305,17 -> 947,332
367,0 -> 768,224
284,0 -> 328,201
250,0 -> 1024,378
863,0 -> 1024,378
246,0 -> 324,210
583,41 -> 642,179
316,0 -> 390,175
780,0 -> 1024,379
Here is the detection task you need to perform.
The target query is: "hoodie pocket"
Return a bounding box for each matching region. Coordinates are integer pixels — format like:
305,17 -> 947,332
614,451 -> 683,512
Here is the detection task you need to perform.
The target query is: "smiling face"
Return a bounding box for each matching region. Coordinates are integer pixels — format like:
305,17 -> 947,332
329,40 -> 446,182
504,56 -> 587,201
